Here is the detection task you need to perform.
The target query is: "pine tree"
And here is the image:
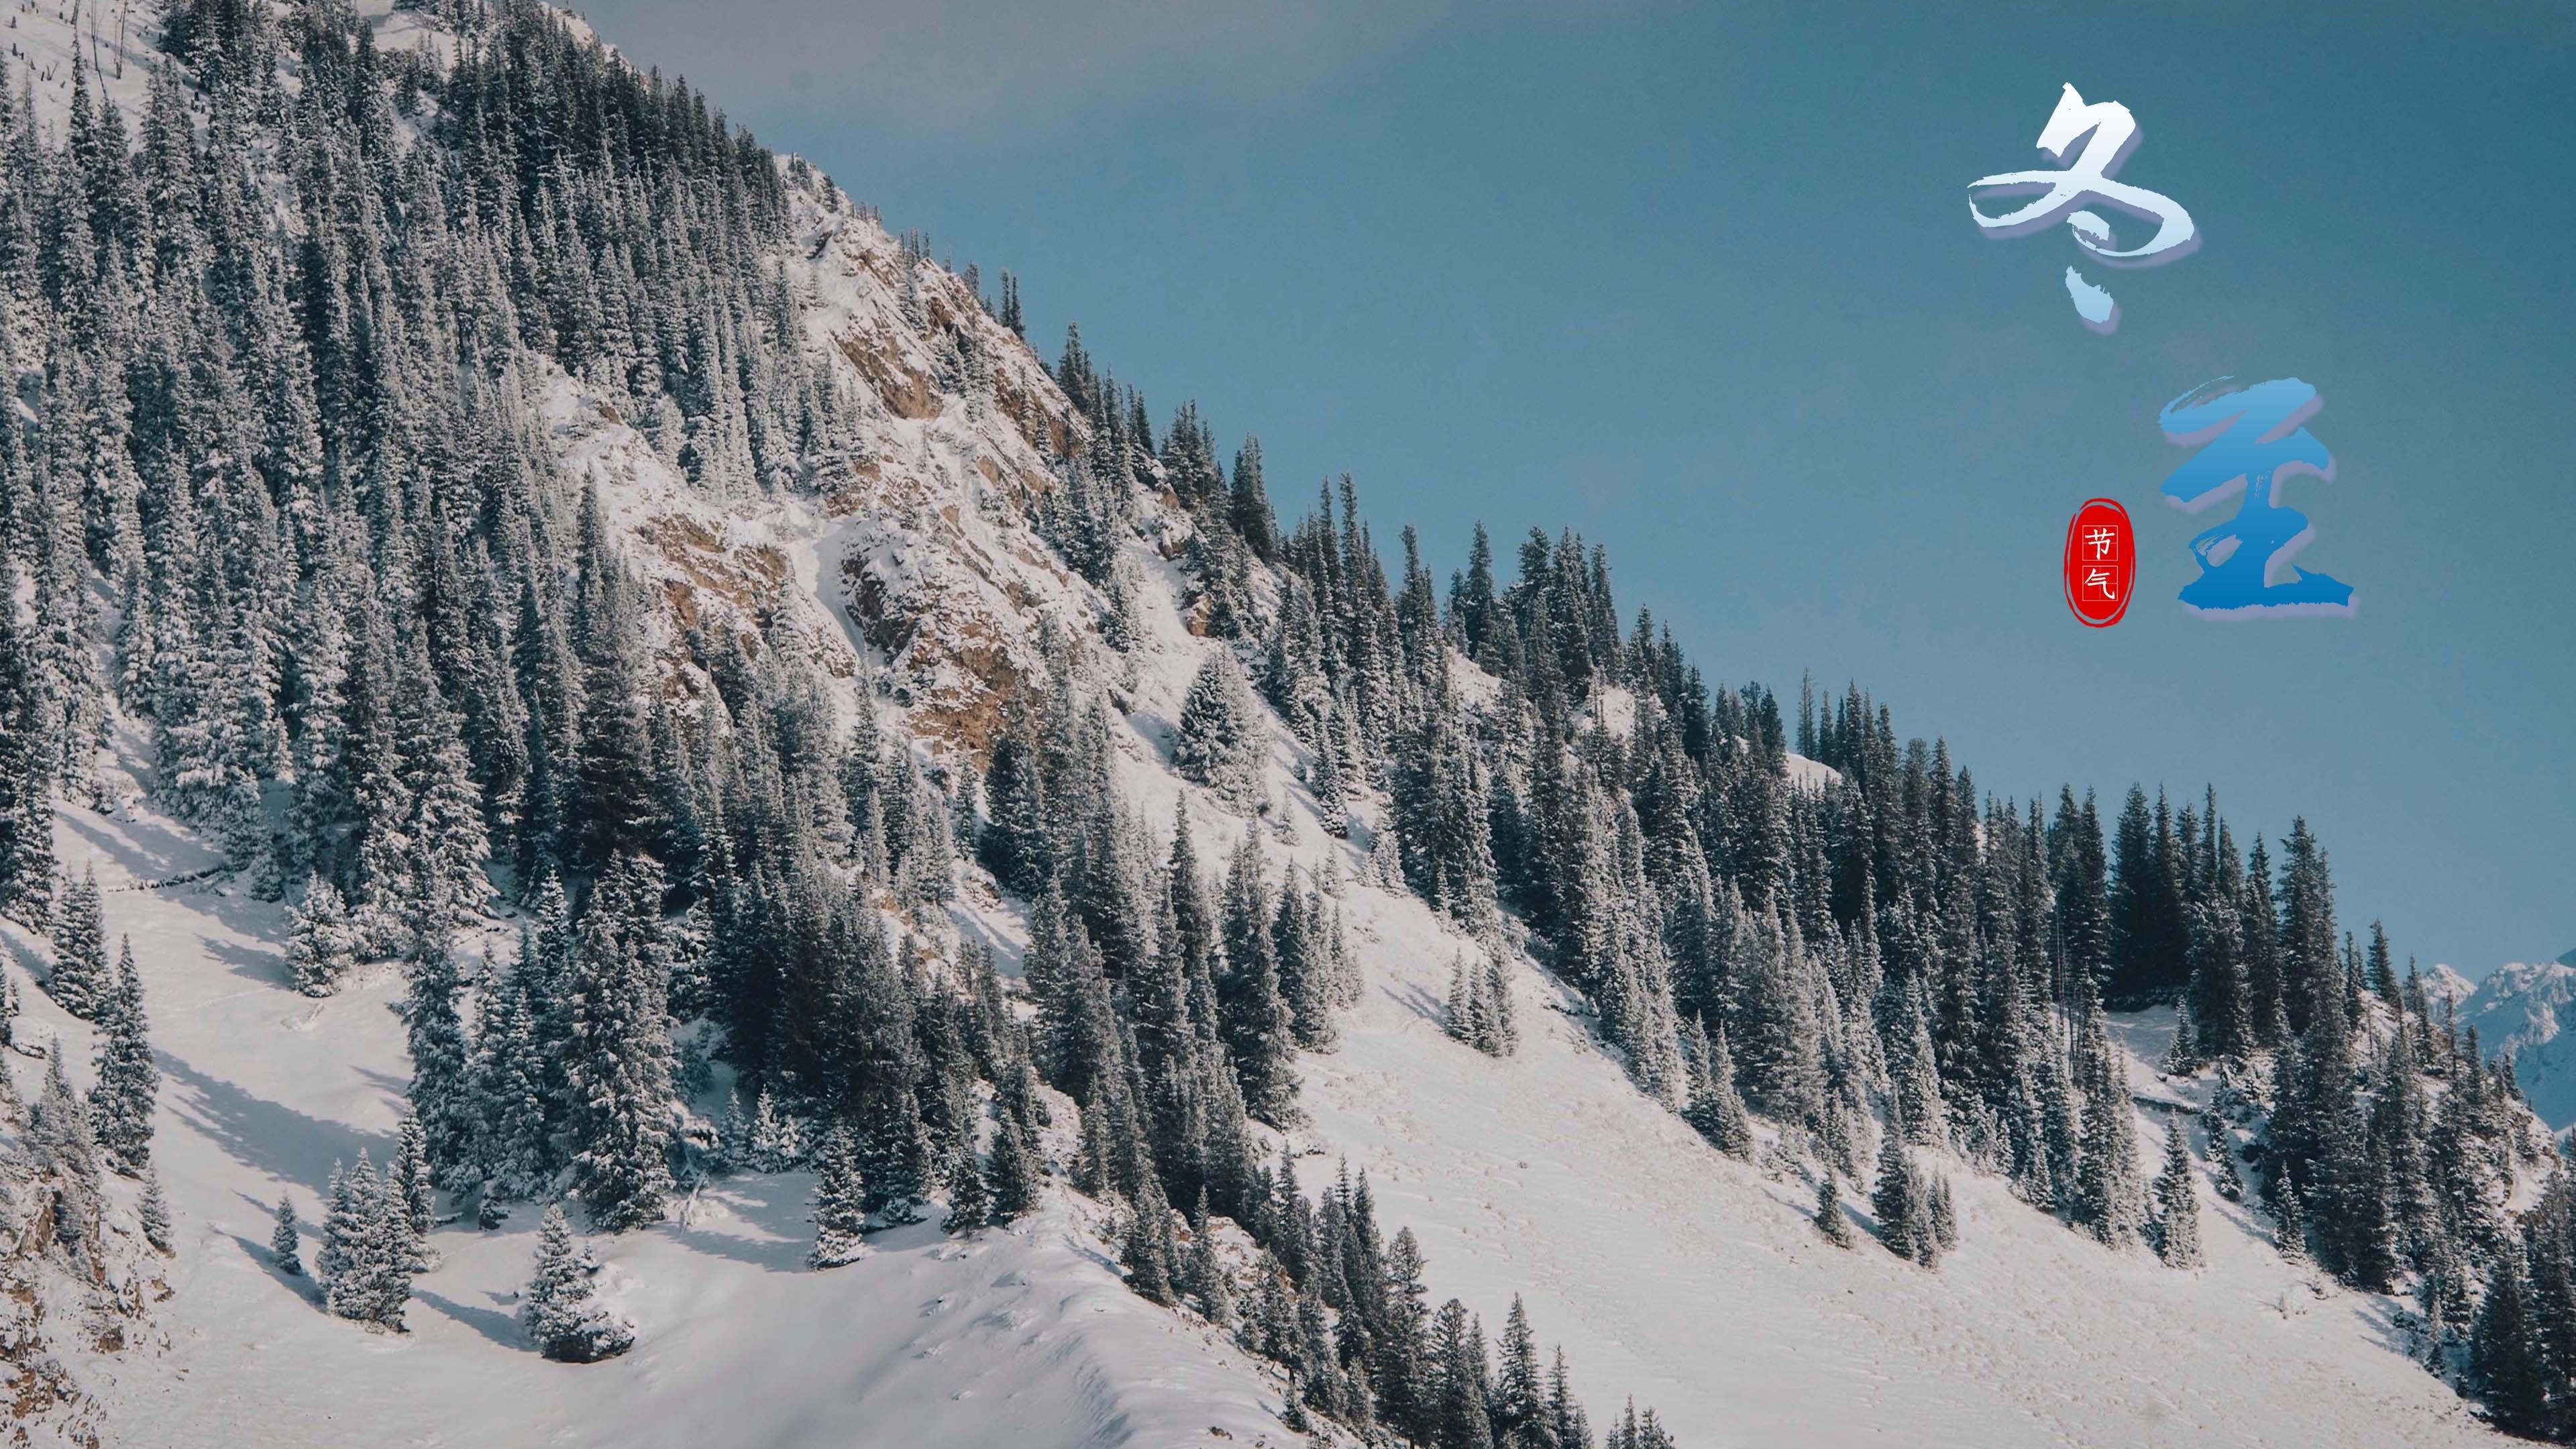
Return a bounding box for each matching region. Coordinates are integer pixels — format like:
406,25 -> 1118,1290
2153,1121 -> 2203,1268
285,874 -> 358,996
405,938 -> 479,1190
1175,654 -> 1267,811
1123,1171 -> 1177,1305
2275,1180 -> 2310,1263
567,855 -> 675,1231
320,1151 -> 411,1330
1220,845 -> 1301,1124
989,1111 -> 1044,1224
1683,1018 -> 1755,1159
140,1167 -> 174,1253
943,1138 -> 992,1234
1430,1297 -> 1497,1449
1872,1127 -> 1923,1263
390,1111 -> 437,1271
1483,955 -> 1520,1056
49,863 -> 109,1018
748,1087 -> 804,1171
2204,1110 -> 2247,1202
2074,1010 -> 2143,1247
1491,1295 -> 1547,1446
1929,1174 -> 1959,1254
1548,1347 -> 1595,1449
1815,1173 -> 1854,1247
473,963 -> 552,1199
2471,1247 -> 2546,1435
857,1078 -> 931,1228
522,1203 -> 636,1362
272,1195 -> 304,1276
1183,1188 -> 1232,1326
809,1122 -> 871,1267
87,938 -> 157,1175
0,583 -> 57,927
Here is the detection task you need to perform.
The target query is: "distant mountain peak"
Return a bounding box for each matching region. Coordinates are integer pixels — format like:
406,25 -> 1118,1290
2460,961 -> 2576,1127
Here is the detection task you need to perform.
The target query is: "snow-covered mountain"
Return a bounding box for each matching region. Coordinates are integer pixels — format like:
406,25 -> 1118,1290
0,1 -> 2548,1446
2454,956 -> 2576,1128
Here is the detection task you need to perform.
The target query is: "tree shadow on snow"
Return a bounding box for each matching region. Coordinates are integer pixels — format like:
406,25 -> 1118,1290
1126,708 -> 1181,762
1385,979 -> 1448,1030
56,809 -> 221,888
355,1065 -> 423,1106
663,1173 -> 822,1274
4,932 -> 54,989
2346,1291 -> 2419,1360
417,1288 -> 529,1350
221,1230 -> 321,1309
162,1055 -> 397,1191
203,936 -> 291,989
945,908 -> 1025,979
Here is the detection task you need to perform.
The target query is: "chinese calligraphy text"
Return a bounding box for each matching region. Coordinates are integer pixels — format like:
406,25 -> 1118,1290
2157,376 -> 2355,617
1970,84 -> 2198,334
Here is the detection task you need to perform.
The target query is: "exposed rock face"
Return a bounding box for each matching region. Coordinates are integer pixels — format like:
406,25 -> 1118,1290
0,1040 -> 167,1449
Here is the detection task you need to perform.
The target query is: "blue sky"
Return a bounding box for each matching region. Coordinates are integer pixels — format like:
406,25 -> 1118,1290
576,0 -> 2575,976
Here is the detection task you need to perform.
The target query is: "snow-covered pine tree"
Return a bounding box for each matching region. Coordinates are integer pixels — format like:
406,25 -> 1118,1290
748,1086 -> 804,1171
2275,1180 -> 2310,1263
2153,1120 -> 2204,1268
1728,902 -> 1823,1126
943,1138 -> 992,1234
284,874 -> 358,996
48,863 -> 109,1018
1872,1125 -> 1925,1265
1683,1017 -> 1754,1159
2202,1108 -> 2247,1201
2073,1003 -> 2143,1247
87,937 -> 157,1175
810,1122 -> 872,1268
1547,1346 -> 1595,1449
405,936 -> 480,1191
1444,953 -> 1489,1053
568,855 -> 676,1231
272,1195 -> 304,1277
473,963 -> 553,1200
856,1081 -> 932,1228
988,1111 -> 1044,1224
1122,1169 -> 1178,1305
1491,1295 -> 1546,1444
1219,841 -> 1301,1124
1183,1187 -> 1232,1326
0,585 -> 56,927
522,1203 -> 635,1362
320,1150 -> 411,1330
1816,1173 -> 1855,1246
140,1167 -> 174,1253
1483,955 -> 1519,1056
390,1112 -> 438,1272
1175,654 -> 1266,811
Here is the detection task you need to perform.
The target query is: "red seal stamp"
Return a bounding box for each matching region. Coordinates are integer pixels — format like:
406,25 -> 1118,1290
2063,498 -> 2135,627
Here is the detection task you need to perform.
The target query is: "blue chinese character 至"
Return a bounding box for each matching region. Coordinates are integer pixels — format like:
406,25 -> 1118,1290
2157,376 -> 2355,616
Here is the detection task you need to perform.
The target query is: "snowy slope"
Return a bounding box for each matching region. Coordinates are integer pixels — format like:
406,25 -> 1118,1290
5,786 -> 1312,1449
1289,921 -> 2498,1448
